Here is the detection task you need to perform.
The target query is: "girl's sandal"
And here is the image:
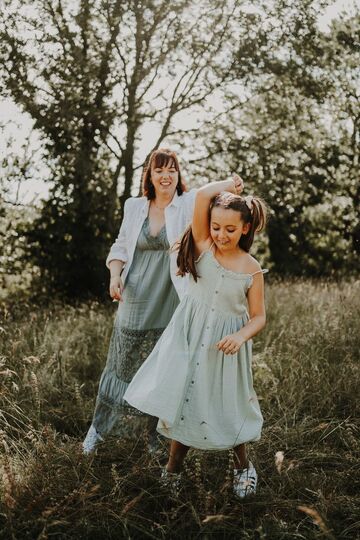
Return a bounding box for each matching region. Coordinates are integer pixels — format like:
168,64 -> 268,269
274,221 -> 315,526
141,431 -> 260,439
233,461 -> 257,499
160,467 -> 182,496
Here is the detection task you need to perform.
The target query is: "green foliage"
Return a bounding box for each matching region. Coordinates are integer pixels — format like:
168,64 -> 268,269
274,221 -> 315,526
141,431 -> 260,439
182,0 -> 360,277
0,204 -> 39,299
0,0 -> 242,298
0,281 -> 359,538
0,127 -> 42,298
0,0 -> 126,297
0,0 -> 359,296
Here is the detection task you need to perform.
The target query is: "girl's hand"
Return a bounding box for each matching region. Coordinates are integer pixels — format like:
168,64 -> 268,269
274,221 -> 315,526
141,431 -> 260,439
109,275 -> 124,301
233,174 -> 244,195
216,333 -> 245,355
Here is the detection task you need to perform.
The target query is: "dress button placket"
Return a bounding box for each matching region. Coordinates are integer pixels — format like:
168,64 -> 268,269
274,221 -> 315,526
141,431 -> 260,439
181,274 -> 222,424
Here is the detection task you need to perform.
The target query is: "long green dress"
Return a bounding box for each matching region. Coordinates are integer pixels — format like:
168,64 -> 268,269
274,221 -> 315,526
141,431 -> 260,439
92,217 -> 179,438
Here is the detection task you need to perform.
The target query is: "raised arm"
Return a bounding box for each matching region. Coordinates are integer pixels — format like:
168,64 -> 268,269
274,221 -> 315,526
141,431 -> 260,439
192,176 -> 243,252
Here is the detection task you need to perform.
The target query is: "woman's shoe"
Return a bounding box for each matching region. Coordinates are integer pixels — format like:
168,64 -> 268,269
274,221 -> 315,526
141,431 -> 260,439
233,461 -> 257,499
82,425 -> 103,455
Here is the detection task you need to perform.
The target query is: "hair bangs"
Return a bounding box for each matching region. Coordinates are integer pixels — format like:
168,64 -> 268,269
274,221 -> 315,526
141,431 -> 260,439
141,148 -> 187,199
152,152 -> 177,171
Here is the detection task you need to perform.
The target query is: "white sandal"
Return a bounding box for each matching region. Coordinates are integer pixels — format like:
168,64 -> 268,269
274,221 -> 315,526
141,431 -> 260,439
233,461 -> 257,499
160,467 -> 182,495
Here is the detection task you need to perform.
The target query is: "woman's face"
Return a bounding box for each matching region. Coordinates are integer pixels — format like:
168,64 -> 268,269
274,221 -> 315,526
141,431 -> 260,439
210,207 -> 250,251
151,160 -> 179,198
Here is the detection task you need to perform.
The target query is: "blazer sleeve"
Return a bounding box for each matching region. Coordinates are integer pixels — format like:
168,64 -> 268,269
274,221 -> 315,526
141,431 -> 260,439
105,198 -> 131,268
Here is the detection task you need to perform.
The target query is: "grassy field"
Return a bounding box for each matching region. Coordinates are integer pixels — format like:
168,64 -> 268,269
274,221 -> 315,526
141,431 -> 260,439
0,280 -> 359,539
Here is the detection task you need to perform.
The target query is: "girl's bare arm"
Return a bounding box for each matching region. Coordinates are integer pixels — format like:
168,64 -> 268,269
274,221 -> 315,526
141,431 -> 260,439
217,273 -> 266,355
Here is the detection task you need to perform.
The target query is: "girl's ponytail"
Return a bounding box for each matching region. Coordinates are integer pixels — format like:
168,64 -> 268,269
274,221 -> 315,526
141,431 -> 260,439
176,225 -> 200,281
239,196 -> 267,252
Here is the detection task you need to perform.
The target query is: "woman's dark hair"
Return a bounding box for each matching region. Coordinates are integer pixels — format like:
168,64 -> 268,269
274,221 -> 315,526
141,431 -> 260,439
177,192 -> 267,281
142,148 -> 187,199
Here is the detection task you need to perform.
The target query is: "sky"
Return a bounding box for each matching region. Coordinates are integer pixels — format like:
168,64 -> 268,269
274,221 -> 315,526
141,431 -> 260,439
1,0 -> 359,204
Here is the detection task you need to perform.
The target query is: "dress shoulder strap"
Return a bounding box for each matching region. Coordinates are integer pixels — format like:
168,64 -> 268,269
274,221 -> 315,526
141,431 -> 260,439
251,268 -> 269,276
195,242 -> 215,263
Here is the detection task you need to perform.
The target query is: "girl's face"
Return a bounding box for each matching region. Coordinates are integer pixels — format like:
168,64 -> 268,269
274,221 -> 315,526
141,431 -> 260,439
151,159 -> 179,198
210,207 -> 250,251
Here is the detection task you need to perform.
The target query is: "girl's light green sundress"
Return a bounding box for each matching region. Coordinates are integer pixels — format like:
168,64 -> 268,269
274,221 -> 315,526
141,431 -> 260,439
124,247 -> 266,450
92,217 -> 179,437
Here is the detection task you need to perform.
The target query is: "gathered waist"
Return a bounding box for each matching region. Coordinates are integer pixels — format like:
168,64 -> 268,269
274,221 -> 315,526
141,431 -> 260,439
181,293 -> 248,320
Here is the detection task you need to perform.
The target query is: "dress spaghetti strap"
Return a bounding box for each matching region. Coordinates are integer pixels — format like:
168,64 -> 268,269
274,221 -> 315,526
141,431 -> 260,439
251,269 -> 269,276
195,242 -> 215,263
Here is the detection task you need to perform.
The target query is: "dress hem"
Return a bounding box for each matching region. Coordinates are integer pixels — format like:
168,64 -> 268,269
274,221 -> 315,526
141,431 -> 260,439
156,426 -> 261,450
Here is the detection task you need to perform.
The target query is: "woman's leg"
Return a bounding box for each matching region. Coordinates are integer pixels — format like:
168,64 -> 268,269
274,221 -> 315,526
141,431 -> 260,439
233,443 -> 248,469
166,440 -> 190,473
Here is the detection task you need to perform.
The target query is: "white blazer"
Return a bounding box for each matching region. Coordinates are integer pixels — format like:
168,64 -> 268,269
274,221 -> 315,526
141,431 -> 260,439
106,190 -> 197,299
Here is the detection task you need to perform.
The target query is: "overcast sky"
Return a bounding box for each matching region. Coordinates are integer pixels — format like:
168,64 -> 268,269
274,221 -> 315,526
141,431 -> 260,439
1,0 -> 359,204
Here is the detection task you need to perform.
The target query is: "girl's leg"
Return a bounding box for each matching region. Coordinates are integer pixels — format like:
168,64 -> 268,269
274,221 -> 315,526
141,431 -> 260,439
166,440 -> 190,473
233,443 -> 248,469
233,443 -> 257,498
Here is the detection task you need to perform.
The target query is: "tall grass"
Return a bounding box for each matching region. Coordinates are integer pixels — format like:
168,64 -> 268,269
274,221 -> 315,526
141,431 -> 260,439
0,280 -> 359,539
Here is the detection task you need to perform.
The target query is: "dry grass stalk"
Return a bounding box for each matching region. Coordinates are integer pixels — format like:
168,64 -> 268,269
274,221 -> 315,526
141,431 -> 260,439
202,514 -> 228,524
29,371 -> 40,413
2,456 -> 17,510
298,505 -> 336,539
275,450 -> 284,474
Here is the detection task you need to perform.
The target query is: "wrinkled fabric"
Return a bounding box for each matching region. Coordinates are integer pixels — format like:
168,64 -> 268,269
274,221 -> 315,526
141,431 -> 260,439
125,250 -> 264,450
92,217 -> 179,437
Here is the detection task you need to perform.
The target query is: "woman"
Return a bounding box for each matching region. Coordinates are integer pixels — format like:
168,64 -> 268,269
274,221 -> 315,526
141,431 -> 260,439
83,149 -> 195,453
83,148 -> 243,453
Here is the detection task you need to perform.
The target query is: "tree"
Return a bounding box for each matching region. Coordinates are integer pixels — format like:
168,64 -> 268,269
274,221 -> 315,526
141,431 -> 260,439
179,0 -> 359,276
0,0 -> 241,297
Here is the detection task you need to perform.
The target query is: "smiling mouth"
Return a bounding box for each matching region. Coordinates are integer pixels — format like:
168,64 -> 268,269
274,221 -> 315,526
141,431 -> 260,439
160,181 -> 172,186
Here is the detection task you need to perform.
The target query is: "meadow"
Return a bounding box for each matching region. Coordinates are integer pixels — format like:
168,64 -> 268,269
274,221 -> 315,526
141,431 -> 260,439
0,280 -> 359,539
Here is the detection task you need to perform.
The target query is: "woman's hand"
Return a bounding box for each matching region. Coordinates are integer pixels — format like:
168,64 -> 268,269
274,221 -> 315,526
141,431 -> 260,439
216,332 -> 245,355
109,275 -> 124,301
233,174 -> 244,195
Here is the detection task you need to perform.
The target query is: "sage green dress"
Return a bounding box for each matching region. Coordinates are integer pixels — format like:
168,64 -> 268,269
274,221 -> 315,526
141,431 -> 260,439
92,217 -> 179,437
125,248 -> 266,449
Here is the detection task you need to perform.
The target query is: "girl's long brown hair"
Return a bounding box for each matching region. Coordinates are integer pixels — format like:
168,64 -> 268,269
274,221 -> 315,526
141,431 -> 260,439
142,148 -> 187,199
177,192 -> 267,281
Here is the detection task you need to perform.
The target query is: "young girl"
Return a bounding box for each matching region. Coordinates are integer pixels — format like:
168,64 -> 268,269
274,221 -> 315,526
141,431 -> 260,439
124,177 -> 267,498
